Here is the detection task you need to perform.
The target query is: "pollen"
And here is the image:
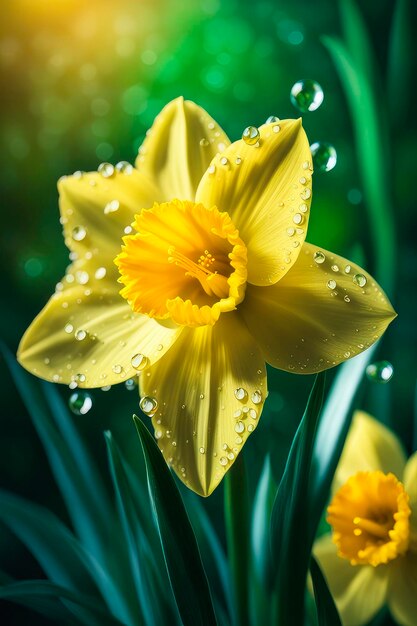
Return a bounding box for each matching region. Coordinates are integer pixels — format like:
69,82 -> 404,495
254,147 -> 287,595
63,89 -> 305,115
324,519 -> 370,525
114,199 -> 248,327
327,471 -> 411,567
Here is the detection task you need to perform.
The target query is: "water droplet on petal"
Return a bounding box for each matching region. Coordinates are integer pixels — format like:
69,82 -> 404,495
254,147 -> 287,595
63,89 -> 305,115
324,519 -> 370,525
116,161 -> 133,174
293,213 -> 303,225
310,142 -> 337,172
344,265 -> 351,274
104,199 -> 120,214
98,162 -> 114,178
235,421 -> 245,434
64,323 -> 74,334
69,391 -> 93,415
208,164 -> 216,175
265,115 -> 280,124
290,79 -> 324,112
139,396 -> 158,416
327,279 -> 337,290
95,267 -> 106,280
131,353 -> 148,370
249,408 -> 258,419
72,225 -> 87,242
313,251 -> 326,264
353,273 -> 367,287
112,364 -> 123,374
251,390 -> 262,404
75,329 -> 88,341
75,270 -> 89,285
234,387 -> 248,401
199,138 -> 209,147
366,361 -> 394,383
220,156 -> 229,166
199,446 -> 205,454
242,126 -> 260,145
219,456 -> 228,466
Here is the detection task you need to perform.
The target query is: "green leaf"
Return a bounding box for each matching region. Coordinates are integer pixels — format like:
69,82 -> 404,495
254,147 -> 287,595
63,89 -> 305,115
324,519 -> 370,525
133,415 -> 217,626
270,373 -> 326,626
310,557 -> 342,626
339,0 -> 376,89
105,431 -> 179,626
251,455 -> 276,586
387,0 -> 412,122
224,453 -> 249,626
308,346 -> 376,527
0,581 -> 126,626
322,33 -> 396,297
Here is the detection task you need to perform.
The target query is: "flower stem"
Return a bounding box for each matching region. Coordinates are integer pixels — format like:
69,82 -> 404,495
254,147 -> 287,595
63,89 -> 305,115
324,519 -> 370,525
224,454 -> 250,626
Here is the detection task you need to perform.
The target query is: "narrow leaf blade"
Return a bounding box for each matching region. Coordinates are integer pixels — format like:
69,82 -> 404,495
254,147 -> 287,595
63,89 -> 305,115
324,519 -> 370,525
310,557 -> 342,626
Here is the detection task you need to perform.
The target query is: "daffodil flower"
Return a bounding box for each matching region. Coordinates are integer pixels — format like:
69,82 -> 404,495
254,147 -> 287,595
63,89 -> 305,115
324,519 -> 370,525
314,411 -> 417,626
18,97 -> 395,496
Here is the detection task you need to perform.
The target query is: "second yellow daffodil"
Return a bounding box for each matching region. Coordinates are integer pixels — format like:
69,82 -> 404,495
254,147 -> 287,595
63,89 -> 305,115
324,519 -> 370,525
18,97 -> 395,496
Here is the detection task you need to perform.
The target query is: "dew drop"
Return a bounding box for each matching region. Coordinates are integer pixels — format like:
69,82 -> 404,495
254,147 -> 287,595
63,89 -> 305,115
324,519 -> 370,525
69,391 -> 93,415
131,353 -> 148,370
247,424 -> 255,432
208,164 -> 216,175
64,323 -> 74,334
251,390 -> 262,404
75,329 -> 88,341
234,387 -> 248,401
125,378 -> 137,391
234,421 -> 245,434
75,270 -> 89,285
265,115 -> 280,123
219,456 -> 228,466
98,162 -> 114,178
242,126 -> 260,145
344,295 -> 351,302
344,265 -> 351,274
293,213 -> 303,225
235,156 -> 242,165
112,364 -> 123,374
366,360 -> 394,384
104,199 -> 120,214
327,279 -> 337,290
249,408 -> 258,419
139,396 -> 158,416
73,170 -> 84,180
313,251 -> 326,264
300,188 -> 311,200
72,225 -> 87,242
116,161 -> 133,174
220,156 -> 229,166
272,125 -> 280,133
199,447 -> 205,454
331,264 -> 339,272
155,429 -> 163,439
199,138 -> 209,147
290,79 -> 324,112
310,142 -> 337,173
353,273 -> 367,288
94,267 -> 106,280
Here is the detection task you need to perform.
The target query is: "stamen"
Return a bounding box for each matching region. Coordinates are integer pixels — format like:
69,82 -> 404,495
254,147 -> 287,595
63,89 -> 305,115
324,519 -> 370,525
168,246 -> 229,299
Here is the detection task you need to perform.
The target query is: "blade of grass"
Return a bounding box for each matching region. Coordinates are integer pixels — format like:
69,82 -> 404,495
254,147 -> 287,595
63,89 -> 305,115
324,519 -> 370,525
310,557 -> 342,626
387,0 -> 412,123
251,455 -> 276,587
224,453 -> 249,626
133,415 -> 217,626
322,34 -> 396,297
270,373 -> 325,626
0,581 -> 126,626
105,431 -> 175,626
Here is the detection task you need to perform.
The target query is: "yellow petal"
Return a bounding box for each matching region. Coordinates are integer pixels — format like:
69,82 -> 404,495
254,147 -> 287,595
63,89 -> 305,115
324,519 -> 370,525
139,312 -> 267,496
59,168 -> 161,276
404,452 -> 417,547
387,553 -> 417,626
239,242 -> 396,373
332,411 -> 407,493
17,283 -> 182,387
314,534 -> 388,626
196,119 -> 312,286
135,97 -> 230,200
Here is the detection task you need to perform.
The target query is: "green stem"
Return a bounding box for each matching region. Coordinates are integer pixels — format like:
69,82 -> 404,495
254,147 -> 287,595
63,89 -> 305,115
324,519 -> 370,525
224,454 -> 249,626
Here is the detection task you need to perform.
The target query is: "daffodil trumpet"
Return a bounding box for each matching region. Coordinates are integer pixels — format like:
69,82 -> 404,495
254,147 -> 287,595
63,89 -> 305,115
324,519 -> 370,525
18,97 -> 396,496
314,412 -> 417,626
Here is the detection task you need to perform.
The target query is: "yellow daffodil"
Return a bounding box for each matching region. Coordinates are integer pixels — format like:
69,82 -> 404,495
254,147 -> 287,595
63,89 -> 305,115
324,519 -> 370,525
314,411 -> 417,626
18,97 -> 395,496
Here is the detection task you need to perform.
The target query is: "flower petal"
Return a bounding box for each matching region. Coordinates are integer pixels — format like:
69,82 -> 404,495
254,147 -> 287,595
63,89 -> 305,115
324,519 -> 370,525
139,312 -> 267,496
135,97 -> 230,201
387,553 -> 417,626
314,534 -> 388,626
196,119 -> 312,286
17,283 -> 182,387
239,242 -> 396,373
59,168 -> 161,275
332,411 -> 407,493
404,452 -> 417,546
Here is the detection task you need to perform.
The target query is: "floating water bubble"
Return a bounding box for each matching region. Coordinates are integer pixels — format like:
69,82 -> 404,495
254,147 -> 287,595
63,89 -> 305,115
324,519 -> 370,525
69,391 -> 93,415
290,79 -> 324,112
139,396 -> 158,416
366,361 -> 394,384
242,126 -> 260,145
310,142 -> 337,172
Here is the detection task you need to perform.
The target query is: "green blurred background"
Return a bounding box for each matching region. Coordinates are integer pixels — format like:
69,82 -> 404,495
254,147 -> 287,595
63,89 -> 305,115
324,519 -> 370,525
1,0 -> 416,623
